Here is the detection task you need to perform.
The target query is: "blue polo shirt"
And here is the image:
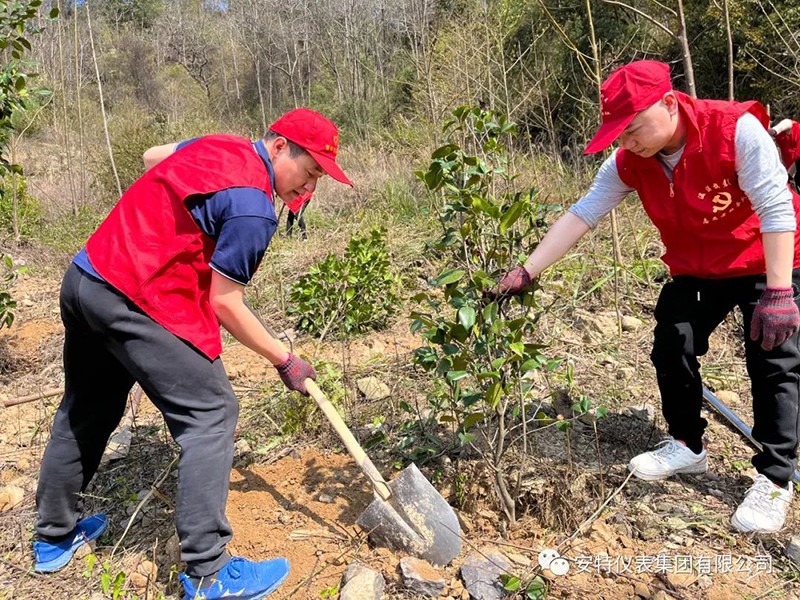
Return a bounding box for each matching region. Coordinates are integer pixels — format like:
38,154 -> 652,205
73,138 -> 278,286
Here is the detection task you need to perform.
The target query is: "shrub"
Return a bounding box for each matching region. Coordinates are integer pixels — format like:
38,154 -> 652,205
0,173 -> 43,237
288,227 -> 399,338
410,105 -> 559,521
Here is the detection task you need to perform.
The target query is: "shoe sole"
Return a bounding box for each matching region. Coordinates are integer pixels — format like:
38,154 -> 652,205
34,517 -> 108,573
730,513 -> 783,534
628,461 -> 708,481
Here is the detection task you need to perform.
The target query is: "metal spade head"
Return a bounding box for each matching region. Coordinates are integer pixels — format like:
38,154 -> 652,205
356,463 -> 462,566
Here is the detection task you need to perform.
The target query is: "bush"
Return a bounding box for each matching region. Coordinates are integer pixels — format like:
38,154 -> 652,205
288,227 -> 399,338
0,173 -> 43,238
410,105 -> 559,521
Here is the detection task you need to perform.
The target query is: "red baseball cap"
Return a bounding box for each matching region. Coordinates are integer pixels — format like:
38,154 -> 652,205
269,108 -> 353,186
584,60 -> 673,155
284,191 -> 312,215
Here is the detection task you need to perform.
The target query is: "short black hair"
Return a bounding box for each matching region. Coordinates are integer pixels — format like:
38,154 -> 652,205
265,131 -> 308,158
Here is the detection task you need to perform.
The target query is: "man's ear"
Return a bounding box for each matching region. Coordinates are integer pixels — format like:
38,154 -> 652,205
663,91 -> 679,115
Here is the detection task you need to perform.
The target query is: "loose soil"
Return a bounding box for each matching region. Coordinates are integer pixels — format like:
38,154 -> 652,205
1,268 -> 799,599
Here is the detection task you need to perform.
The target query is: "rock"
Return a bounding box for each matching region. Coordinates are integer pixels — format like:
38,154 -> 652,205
621,316 -> 643,331
460,551 -> 510,600
785,536 -> 800,567
235,438 -> 253,455
713,390 -> 739,404
102,425 -> 132,463
627,404 -> 655,422
666,571 -> 698,588
340,562 -> 385,600
318,493 -> 335,504
633,581 -> 650,598
356,377 -> 390,401
138,560 -> 157,580
399,557 -> 446,598
129,572 -> 149,590
0,485 -> 24,511
164,533 -> 181,565
505,552 -> 531,566
697,574 -> 713,589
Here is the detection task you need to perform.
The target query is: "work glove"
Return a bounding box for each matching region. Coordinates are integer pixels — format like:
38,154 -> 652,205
276,353 -> 317,395
750,287 -> 800,351
485,265 -> 532,299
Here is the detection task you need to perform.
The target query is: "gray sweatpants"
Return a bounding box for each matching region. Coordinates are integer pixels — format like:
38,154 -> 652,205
36,263 -> 238,576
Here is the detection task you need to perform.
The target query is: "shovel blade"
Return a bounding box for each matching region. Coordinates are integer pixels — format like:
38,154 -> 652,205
356,463 -> 462,566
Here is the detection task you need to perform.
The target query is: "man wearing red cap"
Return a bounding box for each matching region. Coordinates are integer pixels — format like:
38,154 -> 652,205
495,60 -> 800,534
33,108 -> 353,599
769,118 -> 800,191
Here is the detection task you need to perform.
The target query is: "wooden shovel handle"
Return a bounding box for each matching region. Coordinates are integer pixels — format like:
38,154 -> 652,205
305,379 -> 391,500
242,303 -> 392,500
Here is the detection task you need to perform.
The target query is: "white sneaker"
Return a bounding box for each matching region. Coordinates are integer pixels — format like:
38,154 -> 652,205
627,437 -> 707,480
731,474 -> 792,533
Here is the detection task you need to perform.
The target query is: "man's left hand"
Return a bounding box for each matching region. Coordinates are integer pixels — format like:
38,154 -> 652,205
750,287 -> 800,351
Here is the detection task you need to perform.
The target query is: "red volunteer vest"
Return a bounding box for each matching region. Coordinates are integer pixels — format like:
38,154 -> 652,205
616,92 -> 800,278
86,135 -> 273,360
776,121 -> 800,170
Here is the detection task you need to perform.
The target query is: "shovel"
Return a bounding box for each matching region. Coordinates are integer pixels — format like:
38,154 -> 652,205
304,379 -> 462,565
243,303 -> 462,564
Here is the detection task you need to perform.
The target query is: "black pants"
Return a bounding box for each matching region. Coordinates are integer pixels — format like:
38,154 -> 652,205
36,264 -> 238,576
651,271 -> 800,486
286,203 -> 308,239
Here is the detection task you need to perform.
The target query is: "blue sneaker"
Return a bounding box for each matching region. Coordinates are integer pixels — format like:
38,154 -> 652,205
33,513 -> 108,573
180,556 -> 290,600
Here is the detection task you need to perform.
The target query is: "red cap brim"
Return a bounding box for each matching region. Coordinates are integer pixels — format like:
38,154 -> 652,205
583,113 -> 637,155
307,150 -> 353,187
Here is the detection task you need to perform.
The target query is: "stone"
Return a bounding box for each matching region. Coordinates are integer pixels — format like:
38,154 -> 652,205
785,536 -> 800,567
621,316 -> 643,331
235,438 -> 253,455
627,404 -> 655,422
399,556 -> 446,598
713,390 -> 739,405
138,560 -> 157,579
318,493 -> 335,504
129,572 -> 149,590
697,574 -> 713,589
164,533 -> 181,566
460,551 -> 510,600
340,562 -> 385,600
102,425 -> 132,463
633,581 -> 650,598
0,485 -> 24,511
356,377 -> 391,401
666,571 -> 698,588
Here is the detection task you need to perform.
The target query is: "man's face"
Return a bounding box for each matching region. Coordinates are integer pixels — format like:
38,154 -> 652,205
271,138 -> 326,202
617,93 -> 679,157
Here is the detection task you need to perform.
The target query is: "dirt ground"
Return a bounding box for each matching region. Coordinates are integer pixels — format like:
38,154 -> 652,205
1,266 -> 800,599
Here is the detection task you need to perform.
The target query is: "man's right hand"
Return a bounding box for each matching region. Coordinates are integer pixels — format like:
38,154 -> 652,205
276,353 -> 317,395
486,265 -> 532,299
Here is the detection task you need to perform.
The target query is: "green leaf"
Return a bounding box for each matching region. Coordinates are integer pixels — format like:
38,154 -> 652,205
509,342 -> 525,357
500,201 -> 525,234
500,574 -> 521,592
49,6 -> 59,18
457,306 -> 476,330
446,370 -> 468,382
435,268 -> 465,286
462,412 -> 485,430
484,382 -> 502,408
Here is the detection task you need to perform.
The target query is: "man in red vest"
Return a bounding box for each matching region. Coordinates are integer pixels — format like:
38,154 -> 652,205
769,118 -> 800,191
495,61 -> 800,534
32,108 -> 353,600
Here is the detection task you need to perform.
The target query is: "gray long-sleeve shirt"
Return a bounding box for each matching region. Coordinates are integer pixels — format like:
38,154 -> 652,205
569,112 -> 795,233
